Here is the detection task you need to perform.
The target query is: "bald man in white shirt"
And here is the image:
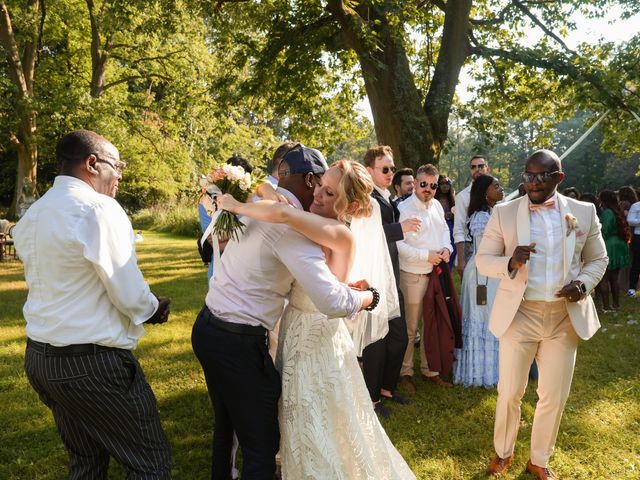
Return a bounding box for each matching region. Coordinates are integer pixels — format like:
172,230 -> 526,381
477,150 -> 607,480
13,130 -> 172,479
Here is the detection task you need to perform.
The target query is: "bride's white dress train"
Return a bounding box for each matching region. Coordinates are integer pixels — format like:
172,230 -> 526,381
276,282 -> 416,480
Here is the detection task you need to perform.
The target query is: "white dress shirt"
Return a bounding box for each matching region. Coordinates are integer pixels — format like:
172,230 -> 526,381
12,176 -> 158,349
397,193 -> 453,274
373,184 -> 392,203
628,201 -> 640,235
525,193 -> 564,302
206,188 -> 362,330
453,183 -> 472,243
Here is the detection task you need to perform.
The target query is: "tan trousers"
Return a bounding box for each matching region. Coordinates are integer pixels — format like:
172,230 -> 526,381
399,270 -> 438,377
494,300 -> 579,467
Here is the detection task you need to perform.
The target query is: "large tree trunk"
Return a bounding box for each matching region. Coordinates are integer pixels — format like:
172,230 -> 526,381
327,1 -> 472,170
86,0 -> 111,98
0,0 -> 42,218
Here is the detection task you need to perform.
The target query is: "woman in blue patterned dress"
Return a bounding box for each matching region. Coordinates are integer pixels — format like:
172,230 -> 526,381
453,175 -> 504,388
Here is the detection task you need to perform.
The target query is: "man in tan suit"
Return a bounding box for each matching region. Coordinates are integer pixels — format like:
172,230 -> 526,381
476,150 -> 607,480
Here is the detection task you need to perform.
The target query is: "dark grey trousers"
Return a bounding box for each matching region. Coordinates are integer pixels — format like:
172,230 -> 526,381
24,341 -> 172,479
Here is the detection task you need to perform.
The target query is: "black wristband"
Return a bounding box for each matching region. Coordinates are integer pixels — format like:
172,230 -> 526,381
364,287 -> 380,311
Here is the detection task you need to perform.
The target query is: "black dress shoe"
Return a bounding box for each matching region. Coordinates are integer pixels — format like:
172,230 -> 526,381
373,401 -> 392,419
382,393 -> 412,405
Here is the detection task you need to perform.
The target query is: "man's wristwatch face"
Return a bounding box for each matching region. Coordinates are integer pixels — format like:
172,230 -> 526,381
577,281 -> 587,294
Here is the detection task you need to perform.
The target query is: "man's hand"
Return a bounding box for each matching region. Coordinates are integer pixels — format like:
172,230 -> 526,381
428,251 -> 442,265
508,242 -> 537,271
401,217 -> 421,234
438,248 -> 451,263
455,243 -> 466,277
555,281 -> 584,303
146,296 -> 171,324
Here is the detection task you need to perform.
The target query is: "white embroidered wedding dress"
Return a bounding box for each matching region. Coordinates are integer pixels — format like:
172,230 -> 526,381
276,281 -> 416,479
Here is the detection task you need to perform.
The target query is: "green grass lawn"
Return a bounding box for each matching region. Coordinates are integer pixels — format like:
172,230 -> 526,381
1,230 -> 639,479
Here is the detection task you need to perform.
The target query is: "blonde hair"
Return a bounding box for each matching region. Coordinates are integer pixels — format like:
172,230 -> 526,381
331,160 -> 374,222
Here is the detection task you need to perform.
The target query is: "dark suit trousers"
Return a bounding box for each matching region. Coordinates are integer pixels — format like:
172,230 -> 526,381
191,306 -> 280,480
24,342 -> 172,480
361,289 -> 408,401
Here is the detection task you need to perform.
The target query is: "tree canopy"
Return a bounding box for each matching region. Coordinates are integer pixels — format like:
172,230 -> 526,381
0,0 -> 638,216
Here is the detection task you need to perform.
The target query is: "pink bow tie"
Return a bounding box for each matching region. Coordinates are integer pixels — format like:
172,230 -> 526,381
529,199 -> 555,211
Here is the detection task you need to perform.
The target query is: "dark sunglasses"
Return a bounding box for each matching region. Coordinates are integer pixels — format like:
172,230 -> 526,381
419,181 -> 438,190
376,166 -> 396,174
470,164 -> 487,170
522,171 -> 559,184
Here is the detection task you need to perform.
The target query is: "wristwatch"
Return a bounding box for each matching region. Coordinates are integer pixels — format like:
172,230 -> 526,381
575,281 -> 587,296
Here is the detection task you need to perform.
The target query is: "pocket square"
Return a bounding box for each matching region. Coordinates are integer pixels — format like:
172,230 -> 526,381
576,230 -> 585,237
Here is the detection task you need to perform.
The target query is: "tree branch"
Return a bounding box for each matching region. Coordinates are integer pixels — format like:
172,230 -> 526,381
512,0 -> 576,56
469,4 -> 512,26
0,1 -> 37,99
102,73 -> 173,91
470,42 -> 628,110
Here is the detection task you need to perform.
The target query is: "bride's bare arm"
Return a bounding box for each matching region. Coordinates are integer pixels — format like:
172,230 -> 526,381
217,194 -> 353,254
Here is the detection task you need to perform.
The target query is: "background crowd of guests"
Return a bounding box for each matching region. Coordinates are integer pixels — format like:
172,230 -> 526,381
194,149 -> 639,404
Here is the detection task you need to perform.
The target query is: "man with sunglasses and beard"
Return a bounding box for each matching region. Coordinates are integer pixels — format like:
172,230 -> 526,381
397,164 -> 454,392
477,150 -> 607,479
454,155 -> 490,278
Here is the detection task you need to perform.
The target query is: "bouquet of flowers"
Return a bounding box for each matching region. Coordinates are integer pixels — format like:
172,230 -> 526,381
199,163 -> 265,242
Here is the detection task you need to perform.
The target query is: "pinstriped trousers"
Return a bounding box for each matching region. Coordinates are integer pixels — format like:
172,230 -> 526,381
24,342 -> 172,479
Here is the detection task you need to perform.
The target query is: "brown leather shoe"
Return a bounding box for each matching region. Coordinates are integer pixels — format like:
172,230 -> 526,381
486,454 -> 513,476
526,460 -> 556,479
421,374 -> 453,387
398,375 -> 416,394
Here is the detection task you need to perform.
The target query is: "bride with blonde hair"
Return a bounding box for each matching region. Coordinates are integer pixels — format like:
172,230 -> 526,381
218,159 -> 415,479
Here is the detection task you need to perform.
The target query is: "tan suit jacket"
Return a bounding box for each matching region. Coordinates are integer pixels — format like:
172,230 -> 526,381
476,194 -> 608,340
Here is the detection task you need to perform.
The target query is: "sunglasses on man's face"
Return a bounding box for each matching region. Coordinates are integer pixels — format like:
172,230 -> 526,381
522,171 -> 559,184
470,163 -> 487,170
419,181 -> 438,190
376,166 -> 396,174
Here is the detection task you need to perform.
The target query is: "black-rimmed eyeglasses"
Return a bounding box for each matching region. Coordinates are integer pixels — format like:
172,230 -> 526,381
522,171 -> 559,184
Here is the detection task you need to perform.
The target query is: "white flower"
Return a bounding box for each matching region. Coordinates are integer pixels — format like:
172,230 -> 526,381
222,164 -> 245,182
566,213 -> 579,237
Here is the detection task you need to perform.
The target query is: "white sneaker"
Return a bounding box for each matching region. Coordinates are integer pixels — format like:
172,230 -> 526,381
627,289 -> 636,297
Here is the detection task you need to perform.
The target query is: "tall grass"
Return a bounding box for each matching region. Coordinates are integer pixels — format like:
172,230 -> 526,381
131,202 -> 201,238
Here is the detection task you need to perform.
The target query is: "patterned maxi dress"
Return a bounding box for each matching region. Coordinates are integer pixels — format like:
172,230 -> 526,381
453,210 -> 500,388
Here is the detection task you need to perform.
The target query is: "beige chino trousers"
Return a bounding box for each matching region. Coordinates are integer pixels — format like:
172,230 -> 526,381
399,270 -> 438,377
494,300 -> 579,467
